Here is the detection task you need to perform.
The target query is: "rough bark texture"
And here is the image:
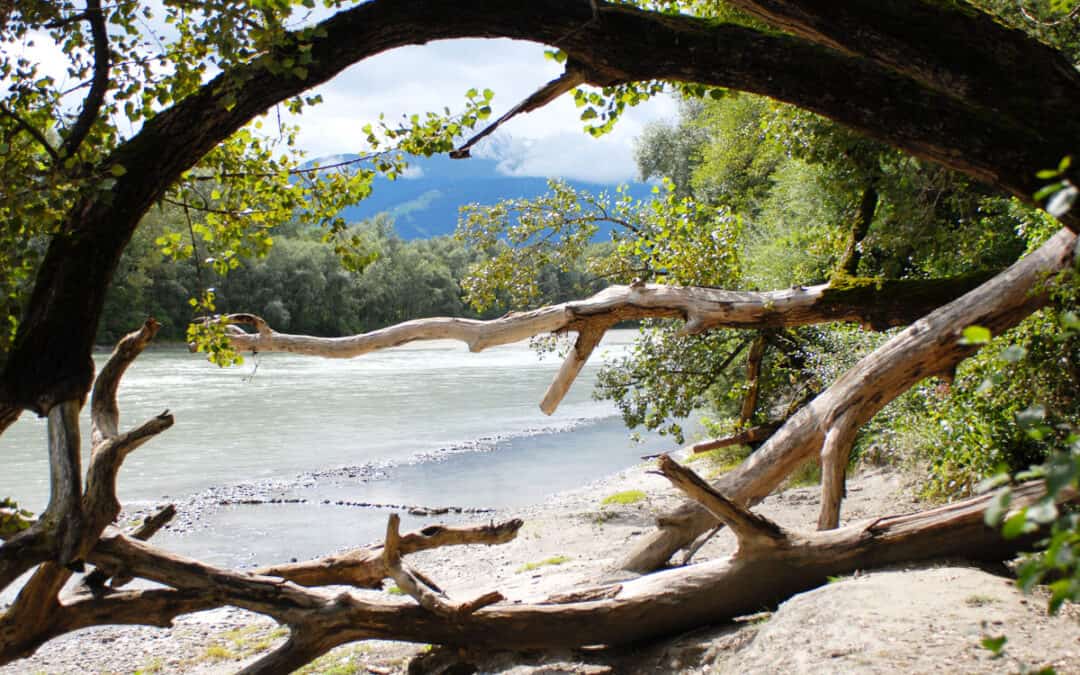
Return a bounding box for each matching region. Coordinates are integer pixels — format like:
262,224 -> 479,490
622,228 -> 1078,571
222,273 -> 995,415
3,316 -> 1076,671
3,0 -> 1079,417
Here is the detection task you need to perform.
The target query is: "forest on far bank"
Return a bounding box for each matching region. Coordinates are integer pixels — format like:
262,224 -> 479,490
97,210 -> 608,346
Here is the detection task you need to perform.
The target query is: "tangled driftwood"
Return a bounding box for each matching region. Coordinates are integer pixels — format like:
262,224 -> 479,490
2,229 -> 1077,672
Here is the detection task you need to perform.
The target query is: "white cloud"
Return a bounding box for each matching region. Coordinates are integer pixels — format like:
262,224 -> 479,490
290,38 -> 677,184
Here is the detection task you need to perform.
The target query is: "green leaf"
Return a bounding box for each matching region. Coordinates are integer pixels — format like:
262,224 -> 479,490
1001,510 -> 1033,539
981,635 -> 1006,657
1026,498 -> 1058,525
109,164 -> 128,177
959,325 -> 991,345
1035,180 -> 1067,201
984,487 -> 1012,527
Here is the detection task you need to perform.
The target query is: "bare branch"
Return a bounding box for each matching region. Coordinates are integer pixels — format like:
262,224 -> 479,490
691,423 -> 781,454
81,504 -> 176,591
540,325 -> 605,415
0,527 -> 52,592
256,518 -> 523,589
91,319 -> 161,444
223,274 -> 993,414
656,455 -> 787,553
384,514 -> 446,613
817,421 -> 859,530
451,63 -> 589,159
59,0 -> 111,159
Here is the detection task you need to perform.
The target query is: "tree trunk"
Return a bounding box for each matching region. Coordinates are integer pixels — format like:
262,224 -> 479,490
3,0 -> 1079,419
621,228 -> 1077,571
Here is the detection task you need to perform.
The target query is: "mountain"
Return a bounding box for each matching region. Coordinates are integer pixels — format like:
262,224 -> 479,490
325,152 -> 653,240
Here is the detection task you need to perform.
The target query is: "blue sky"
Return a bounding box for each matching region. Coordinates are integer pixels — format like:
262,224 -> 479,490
17,15 -> 675,184
284,39 -> 676,184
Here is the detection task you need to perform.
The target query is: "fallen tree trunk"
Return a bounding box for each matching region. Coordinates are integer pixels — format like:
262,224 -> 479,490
3,319 -> 1075,672
222,272 -> 994,415
4,456 -> 1067,672
622,228 -> 1078,571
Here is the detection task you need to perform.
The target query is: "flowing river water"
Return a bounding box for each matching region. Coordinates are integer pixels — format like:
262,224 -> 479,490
2,330 -> 685,570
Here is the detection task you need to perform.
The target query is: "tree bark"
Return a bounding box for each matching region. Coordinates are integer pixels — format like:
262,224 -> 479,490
838,183 -> 879,276
5,463 -> 1067,668
621,227 -> 1078,571
738,333 -> 767,427
222,272 -> 995,415
3,0 -> 1079,418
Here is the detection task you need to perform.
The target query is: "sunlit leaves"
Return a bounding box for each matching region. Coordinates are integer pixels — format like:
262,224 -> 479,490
0,497 -> 34,537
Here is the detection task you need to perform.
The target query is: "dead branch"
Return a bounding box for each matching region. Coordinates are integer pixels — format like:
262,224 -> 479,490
382,514 -> 505,618
222,274 -> 992,415
622,227 -> 1078,571
450,62 -> 591,159
690,423 -> 781,453
91,318 -> 161,444
541,324 -> 605,415
256,518 -> 523,588
818,421 -> 859,530
656,455 -> 787,553
82,504 -> 176,591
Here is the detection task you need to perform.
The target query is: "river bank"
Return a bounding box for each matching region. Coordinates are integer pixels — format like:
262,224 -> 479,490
4,453 -> 1077,674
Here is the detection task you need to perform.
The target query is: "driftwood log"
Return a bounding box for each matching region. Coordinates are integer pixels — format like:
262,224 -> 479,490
223,228 -> 1078,571
1,229 -> 1076,672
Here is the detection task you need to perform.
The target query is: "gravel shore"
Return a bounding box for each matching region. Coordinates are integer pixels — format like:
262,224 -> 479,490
3,454 -> 1077,674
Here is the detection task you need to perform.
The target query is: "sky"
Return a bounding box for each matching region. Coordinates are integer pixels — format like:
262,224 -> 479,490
283,39 -> 677,184
13,11 -> 677,185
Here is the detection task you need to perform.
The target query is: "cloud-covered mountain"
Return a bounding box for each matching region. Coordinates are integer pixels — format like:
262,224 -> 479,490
329,147 -> 653,240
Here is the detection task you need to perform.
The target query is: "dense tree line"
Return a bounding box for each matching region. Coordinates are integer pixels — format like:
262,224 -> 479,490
98,210 -> 606,344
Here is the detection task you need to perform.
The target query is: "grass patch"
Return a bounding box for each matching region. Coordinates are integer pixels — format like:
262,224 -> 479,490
965,594 -> 999,607
686,445 -> 751,472
517,555 -> 571,573
601,489 -> 647,506
385,584 -> 405,595
201,644 -> 237,662
783,458 -> 821,488
192,624 -> 288,665
294,644 -> 370,675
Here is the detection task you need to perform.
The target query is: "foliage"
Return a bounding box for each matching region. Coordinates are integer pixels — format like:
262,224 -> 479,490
981,300 -> 1080,615
0,497 -> 33,537
0,0 -> 497,362
456,179 -> 741,313
601,490 -> 647,506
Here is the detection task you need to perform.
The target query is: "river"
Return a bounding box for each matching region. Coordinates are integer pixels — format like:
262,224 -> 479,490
1,330 -> 685,568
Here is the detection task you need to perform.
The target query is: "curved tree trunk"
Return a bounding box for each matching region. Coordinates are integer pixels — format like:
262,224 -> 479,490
621,228 -> 1077,571
3,0 -> 1079,421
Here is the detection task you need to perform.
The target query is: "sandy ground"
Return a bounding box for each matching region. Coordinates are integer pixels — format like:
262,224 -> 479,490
2,455 -> 1078,674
